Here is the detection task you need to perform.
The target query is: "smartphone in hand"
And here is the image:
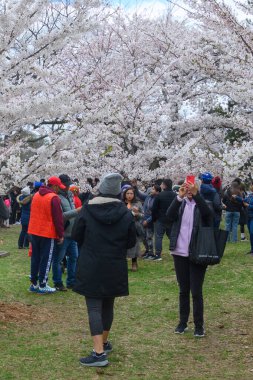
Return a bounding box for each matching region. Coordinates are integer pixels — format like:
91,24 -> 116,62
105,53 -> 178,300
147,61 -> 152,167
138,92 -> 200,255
186,175 -> 195,184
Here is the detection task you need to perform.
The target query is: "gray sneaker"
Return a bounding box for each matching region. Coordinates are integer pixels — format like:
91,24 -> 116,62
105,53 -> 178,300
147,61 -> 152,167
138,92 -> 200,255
151,255 -> 162,261
80,351 -> 108,367
194,327 -> 205,337
144,254 -> 155,260
175,323 -> 188,334
103,341 -> 113,353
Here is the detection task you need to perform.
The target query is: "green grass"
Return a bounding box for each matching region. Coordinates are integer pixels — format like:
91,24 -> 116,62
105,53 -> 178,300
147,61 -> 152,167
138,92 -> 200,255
0,226 -> 253,380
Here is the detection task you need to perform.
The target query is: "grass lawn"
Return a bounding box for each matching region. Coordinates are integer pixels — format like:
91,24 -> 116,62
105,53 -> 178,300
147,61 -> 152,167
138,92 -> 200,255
0,226 -> 253,380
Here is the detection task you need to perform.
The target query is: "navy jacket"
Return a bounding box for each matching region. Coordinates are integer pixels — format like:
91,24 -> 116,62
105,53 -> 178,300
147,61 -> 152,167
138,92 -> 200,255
152,189 -> 176,224
143,195 -> 156,224
19,195 -> 32,226
200,184 -> 222,222
235,193 -> 253,219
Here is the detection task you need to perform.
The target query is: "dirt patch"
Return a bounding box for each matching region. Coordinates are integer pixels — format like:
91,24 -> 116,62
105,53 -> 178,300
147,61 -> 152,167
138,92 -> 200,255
0,302 -> 48,325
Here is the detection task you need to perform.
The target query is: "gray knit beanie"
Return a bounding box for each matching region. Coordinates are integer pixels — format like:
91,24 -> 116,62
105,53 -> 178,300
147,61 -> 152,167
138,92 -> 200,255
99,173 -> 123,196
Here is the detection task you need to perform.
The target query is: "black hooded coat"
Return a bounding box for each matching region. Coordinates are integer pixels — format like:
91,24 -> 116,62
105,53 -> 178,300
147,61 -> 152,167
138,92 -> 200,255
71,197 -> 136,298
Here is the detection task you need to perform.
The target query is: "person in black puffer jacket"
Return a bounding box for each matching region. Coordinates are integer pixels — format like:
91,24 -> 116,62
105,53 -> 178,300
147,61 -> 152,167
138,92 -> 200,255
71,173 -> 136,368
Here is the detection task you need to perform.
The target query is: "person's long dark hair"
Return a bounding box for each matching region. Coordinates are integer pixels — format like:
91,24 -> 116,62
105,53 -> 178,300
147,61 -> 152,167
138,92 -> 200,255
122,187 -> 137,204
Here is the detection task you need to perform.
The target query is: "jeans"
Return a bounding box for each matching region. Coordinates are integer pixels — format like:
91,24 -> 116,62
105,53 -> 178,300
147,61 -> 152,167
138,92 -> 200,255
143,225 -> 154,254
225,211 -> 240,242
85,297 -> 115,336
247,218 -> 253,252
173,255 -> 207,328
52,237 -> 79,287
18,224 -> 29,248
154,220 -> 171,256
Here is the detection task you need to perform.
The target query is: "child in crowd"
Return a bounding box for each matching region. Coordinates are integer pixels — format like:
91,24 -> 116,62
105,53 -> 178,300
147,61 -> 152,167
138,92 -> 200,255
3,195 -> 11,227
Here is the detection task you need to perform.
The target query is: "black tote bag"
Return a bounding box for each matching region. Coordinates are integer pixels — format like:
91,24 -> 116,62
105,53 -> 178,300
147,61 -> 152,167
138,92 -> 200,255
214,229 -> 228,260
189,196 -> 228,266
190,226 -> 219,265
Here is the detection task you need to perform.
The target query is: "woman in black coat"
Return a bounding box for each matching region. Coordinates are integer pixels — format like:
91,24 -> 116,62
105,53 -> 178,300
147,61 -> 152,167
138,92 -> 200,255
166,181 -> 214,338
71,173 -> 136,368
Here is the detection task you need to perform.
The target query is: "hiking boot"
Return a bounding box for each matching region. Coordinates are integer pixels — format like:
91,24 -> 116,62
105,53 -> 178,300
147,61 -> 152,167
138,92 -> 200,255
151,255 -> 162,261
37,285 -> 56,294
55,284 -> 67,292
103,341 -> 113,353
29,284 -> 39,293
80,351 -> 108,367
67,284 -> 74,289
175,323 -> 188,334
194,326 -> 205,337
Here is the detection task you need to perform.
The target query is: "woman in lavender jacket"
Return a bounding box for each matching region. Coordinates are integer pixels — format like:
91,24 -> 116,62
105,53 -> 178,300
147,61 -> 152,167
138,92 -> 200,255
166,182 -> 214,338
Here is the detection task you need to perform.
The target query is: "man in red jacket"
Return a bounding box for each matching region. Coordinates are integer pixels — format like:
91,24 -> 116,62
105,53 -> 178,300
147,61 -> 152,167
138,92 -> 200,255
28,177 -> 65,294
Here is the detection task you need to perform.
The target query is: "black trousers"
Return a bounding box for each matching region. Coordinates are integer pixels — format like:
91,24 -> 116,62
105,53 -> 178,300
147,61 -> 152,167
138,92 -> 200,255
85,297 -> 115,336
173,255 -> 207,328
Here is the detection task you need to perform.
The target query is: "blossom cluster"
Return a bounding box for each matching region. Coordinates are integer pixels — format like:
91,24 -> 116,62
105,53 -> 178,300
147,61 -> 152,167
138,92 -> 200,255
0,0 -> 253,189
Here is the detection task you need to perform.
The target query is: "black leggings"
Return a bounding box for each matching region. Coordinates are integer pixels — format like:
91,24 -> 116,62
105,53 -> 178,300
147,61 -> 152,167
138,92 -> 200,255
85,297 -> 115,336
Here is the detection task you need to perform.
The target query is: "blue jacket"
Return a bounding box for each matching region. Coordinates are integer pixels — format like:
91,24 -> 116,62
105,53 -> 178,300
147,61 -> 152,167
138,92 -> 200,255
235,193 -> 253,219
200,184 -> 222,221
18,195 -> 32,226
143,195 -> 156,224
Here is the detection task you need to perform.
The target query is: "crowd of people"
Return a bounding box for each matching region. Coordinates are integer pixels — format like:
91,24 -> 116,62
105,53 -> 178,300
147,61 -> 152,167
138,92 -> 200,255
0,171 -> 253,367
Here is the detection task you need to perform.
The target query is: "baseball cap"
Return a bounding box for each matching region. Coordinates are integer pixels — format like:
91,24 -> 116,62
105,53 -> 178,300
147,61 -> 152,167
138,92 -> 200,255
48,176 -> 66,190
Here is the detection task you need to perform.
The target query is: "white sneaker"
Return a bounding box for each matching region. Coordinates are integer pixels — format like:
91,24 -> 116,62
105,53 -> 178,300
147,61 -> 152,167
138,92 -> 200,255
37,285 -> 56,294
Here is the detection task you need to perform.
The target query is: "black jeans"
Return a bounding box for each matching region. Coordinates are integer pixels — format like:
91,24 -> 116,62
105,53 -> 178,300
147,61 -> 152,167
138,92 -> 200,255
173,255 -> 207,328
85,297 -> 115,336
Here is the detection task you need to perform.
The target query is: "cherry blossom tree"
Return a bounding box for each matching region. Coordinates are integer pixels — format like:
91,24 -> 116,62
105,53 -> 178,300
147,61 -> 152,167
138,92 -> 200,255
0,0 -> 101,186
1,0 -> 253,189
173,0 -> 253,180
53,3 -> 253,183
